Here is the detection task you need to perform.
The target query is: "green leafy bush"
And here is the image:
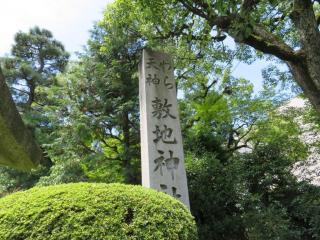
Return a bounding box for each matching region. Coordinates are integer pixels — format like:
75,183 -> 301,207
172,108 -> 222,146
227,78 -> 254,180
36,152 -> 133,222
0,183 -> 197,240
186,152 -> 246,240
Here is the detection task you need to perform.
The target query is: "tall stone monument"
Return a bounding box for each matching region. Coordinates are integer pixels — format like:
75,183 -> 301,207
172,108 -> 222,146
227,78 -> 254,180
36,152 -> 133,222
139,49 -> 190,209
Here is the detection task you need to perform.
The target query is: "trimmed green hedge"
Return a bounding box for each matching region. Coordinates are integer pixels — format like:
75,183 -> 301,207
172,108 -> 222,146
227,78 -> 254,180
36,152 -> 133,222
0,183 -> 197,240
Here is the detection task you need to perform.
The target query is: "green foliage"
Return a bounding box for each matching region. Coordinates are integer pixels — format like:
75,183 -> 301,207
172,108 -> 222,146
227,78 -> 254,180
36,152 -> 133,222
2,26 -> 69,108
38,47 -> 141,184
183,92 -> 319,240
241,143 -> 320,239
1,3 -> 320,240
0,183 -> 197,240
248,110 -> 308,159
185,135 -> 320,239
0,166 -> 48,197
110,0 -> 320,109
36,12 -> 145,184
182,72 -> 274,153
186,152 -> 246,240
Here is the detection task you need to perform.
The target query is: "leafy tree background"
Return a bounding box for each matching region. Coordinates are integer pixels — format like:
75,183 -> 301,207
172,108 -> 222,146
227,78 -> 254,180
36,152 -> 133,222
1,1 -> 320,239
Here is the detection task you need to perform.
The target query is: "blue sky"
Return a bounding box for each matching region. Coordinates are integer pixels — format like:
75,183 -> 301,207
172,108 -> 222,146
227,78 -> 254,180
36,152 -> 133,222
0,0 -> 268,92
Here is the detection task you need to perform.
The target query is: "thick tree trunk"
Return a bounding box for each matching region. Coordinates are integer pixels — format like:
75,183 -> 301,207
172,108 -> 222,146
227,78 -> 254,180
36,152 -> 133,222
288,0 -> 320,113
287,61 -> 320,113
241,0 -> 320,113
122,111 -> 134,183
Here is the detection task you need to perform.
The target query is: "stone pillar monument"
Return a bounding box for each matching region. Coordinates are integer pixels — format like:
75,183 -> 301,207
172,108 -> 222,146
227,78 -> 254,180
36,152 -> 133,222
139,49 -> 190,209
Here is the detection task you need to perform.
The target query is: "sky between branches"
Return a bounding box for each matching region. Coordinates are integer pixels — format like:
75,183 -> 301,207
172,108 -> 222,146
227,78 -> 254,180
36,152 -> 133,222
0,0 -> 268,92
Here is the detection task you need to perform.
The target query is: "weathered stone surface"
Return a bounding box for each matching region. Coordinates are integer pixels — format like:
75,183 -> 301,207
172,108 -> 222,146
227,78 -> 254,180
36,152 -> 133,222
139,49 -> 190,208
0,66 -> 42,170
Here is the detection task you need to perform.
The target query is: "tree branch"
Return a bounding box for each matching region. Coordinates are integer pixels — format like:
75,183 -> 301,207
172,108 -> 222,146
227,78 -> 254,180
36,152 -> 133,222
79,142 -> 96,154
241,0 -> 260,14
242,25 -> 303,62
193,79 -> 218,101
178,0 -> 302,63
178,0 -> 208,19
9,86 -> 30,96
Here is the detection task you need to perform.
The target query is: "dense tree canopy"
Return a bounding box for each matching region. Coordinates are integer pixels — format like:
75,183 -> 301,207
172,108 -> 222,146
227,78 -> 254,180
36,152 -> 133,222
0,1 -> 320,239
101,0 -> 320,114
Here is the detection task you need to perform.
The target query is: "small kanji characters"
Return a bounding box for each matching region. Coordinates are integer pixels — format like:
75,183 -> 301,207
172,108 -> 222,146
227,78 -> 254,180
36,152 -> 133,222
146,73 -> 160,86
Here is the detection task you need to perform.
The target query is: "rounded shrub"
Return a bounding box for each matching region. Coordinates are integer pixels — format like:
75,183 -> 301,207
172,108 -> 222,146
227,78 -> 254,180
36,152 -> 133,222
0,183 -> 197,240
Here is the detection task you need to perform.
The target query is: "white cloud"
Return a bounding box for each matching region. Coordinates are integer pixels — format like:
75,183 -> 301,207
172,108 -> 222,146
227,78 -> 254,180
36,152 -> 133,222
0,0 -> 113,57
